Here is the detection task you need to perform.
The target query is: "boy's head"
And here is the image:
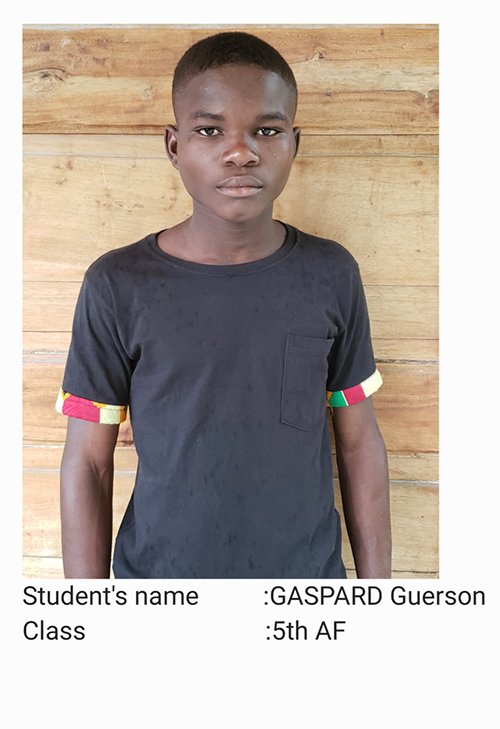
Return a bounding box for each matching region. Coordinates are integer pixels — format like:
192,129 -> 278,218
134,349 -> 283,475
172,31 -> 298,121
166,32 -> 300,225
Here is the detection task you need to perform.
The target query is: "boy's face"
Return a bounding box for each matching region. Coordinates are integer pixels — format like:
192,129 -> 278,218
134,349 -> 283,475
165,65 -> 300,225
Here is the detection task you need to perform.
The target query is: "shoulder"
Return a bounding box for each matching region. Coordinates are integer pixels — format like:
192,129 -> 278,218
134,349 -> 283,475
287,224 -> 361,274
83,234 -> 155,290
87,235 -> 152,275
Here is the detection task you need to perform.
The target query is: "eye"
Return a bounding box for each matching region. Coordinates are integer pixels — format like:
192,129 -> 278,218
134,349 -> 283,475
197,127 -> 221,137
256,127 -> 279,137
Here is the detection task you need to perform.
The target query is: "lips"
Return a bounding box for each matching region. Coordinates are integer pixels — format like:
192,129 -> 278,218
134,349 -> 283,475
216,175 -> 263,197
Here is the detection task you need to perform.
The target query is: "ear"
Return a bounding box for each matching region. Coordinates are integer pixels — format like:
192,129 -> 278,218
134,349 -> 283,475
292,127 -> 301,159
164,124 -> 179,169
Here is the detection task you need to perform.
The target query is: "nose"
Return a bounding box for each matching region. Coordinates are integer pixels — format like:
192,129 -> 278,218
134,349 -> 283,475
221,134 -> 259,167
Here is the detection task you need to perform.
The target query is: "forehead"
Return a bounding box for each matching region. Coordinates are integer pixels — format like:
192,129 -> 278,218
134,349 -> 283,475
175,65 -> 296,120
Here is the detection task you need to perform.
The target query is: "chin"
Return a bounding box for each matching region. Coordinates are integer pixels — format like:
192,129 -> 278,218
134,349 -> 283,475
200,199 -> 272,225
220,210 -> 263,224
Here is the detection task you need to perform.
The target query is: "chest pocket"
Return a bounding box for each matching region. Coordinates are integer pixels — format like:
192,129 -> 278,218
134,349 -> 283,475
281,333 -> 335,431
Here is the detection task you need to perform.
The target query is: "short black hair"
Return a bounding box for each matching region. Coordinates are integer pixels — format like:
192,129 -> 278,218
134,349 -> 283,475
172,31 -> 297,117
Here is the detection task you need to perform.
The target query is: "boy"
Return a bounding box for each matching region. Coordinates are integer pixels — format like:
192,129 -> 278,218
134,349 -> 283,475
57,31 -> 391,579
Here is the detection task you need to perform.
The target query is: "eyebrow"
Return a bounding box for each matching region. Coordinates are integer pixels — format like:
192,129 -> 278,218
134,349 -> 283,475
256,112 -> 289,123
188,110 -> 290,123
189,111 -> 225,121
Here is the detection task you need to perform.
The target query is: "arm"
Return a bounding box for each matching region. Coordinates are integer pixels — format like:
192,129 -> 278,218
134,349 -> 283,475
331,397 -> 392,578
60,417 -> 119,578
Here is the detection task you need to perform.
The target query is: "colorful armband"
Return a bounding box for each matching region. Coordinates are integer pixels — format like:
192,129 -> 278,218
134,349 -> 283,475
55,389 -> 127,424
327,369 -> 383,407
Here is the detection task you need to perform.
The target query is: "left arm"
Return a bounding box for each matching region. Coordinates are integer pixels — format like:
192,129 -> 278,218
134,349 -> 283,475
331,397 -> 392,578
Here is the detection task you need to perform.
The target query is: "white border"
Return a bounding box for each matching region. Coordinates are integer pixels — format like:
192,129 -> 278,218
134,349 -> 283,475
3,6 -> 498,725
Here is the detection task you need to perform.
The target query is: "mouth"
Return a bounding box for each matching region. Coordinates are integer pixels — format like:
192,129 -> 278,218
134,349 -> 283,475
216,176 -> 263,197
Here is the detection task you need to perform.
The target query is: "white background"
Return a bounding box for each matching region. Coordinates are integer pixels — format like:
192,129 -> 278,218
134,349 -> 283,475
2,4 -> 498,726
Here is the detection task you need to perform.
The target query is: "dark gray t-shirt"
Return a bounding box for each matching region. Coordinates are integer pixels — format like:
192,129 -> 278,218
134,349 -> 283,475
58,224 -> 381,578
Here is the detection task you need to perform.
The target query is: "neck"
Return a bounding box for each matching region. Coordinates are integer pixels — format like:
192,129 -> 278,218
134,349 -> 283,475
158,206 -> 286,265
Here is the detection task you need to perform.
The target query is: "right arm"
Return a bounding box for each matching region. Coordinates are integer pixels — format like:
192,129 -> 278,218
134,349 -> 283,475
60,417 -> 119,578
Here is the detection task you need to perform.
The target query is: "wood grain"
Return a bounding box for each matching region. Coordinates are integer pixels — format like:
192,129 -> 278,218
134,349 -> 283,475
23,26 -> 439,76
22,558 -> 438,580
23,472 -> 134,557
23,331 -> 439,366
23,357 -> 437,456
23,281 -> 438,343
336,480 -> 438,574
22,24 -> 439,578
372,338 -> 438,364
373,363 -> 438,454
24,132 -> 439,158
23,443 -> 438,483
23,26 -> 438,135
23,151 -> 437,286
22,470 -> 438,576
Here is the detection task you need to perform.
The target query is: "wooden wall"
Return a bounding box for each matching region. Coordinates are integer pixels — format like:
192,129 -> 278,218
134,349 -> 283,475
23,25 -> 439,579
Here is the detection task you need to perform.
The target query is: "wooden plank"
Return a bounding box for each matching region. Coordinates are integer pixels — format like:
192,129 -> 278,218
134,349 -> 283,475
346,569 -> 438,579
23,444 -> 138,473
276,157 -> 438,286
373,338 -> 438,364
328,419 -> 438,482
23,444 -> 438,483
24,283 -> 79,332
24,472 -> 134,558
23,26 -> 438,135
23,358 -> 437,455
23,556 -> 64,580
336,480 -> 439,574
23,26 -> 439,76
23,154 -> 437,285
325,361 -> 438,456
23,470 -> 438,575
23,132 -> 439,158
22,332 -> 439,366
23,281 -> 438,342
23,133 -> 168,157
23,153 -> 191,282
23,82 -> 437,137
22,333 -> 439,366
297,134 -> 439,157
23,559 -> 438,580
373,363 -> 438,454
367,286 -> 438,340
23,332 -> 71,352
386,454 -> 438,483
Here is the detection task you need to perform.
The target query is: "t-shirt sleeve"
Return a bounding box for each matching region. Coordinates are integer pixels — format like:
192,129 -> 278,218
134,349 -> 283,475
55,268 -> 133,424
326,260 -> 382,407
